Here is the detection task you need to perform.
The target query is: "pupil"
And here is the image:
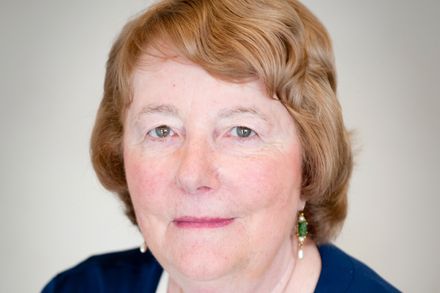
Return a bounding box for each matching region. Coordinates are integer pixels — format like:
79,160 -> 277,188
238,127 -> 251,137
156,126 -> 170,137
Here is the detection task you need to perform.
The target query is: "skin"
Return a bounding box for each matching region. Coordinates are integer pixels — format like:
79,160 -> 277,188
123,54 -> 321,292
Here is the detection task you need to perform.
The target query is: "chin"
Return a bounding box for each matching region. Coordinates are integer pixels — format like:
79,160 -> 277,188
171,247 -> 244,281
165,228 -> 248,281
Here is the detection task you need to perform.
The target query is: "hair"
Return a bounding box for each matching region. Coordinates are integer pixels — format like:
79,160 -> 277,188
91,0 -> 353,244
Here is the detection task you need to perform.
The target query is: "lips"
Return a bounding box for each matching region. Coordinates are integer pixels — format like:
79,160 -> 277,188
173,216 -> 234,228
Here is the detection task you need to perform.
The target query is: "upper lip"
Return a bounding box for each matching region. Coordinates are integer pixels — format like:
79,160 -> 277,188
173,216 -> 234,223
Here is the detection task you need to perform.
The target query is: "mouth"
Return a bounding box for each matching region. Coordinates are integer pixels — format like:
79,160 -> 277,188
173,216 -> 235,229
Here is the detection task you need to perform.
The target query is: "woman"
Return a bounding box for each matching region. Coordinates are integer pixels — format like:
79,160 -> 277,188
43,0 -> 399,292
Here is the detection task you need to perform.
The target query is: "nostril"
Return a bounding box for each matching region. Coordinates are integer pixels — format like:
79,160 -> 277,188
196,186 -> 212,193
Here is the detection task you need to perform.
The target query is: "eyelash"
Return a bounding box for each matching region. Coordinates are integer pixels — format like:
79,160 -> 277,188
145,125 -> 258,142
146,125 -> 177,140
228,126 -> 257,139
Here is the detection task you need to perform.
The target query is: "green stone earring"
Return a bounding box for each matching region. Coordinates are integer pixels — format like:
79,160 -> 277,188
297,211 -> 308,259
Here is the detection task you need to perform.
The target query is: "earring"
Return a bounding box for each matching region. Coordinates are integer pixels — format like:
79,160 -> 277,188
140,241 -> 147,253
297,211 -> 308,259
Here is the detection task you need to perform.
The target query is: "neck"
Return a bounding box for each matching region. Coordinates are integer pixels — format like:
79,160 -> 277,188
167,239 -> 321,293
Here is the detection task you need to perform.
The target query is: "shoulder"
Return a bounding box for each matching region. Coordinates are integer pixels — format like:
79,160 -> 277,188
42,248 -> 163,293
315,244 -> 400,293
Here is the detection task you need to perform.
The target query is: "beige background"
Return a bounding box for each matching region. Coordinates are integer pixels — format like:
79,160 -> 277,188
1,0 -> 439,292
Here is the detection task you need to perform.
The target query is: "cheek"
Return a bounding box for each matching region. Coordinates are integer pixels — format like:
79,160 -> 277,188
224,148 -> 302,240
124,151 -> 172,217
227,150 -> 302,212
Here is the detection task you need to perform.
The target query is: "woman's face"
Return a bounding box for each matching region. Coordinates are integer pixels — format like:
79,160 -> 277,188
123,56 -> 304,282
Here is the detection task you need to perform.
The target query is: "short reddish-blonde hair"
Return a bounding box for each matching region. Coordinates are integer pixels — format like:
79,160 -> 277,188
91,0 -> 352,244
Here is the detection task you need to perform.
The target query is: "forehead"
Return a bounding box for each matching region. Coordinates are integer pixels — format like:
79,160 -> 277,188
131,53 -> 271,109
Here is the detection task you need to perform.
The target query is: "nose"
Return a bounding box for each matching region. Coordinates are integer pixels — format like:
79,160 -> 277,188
175,137 -> 220,195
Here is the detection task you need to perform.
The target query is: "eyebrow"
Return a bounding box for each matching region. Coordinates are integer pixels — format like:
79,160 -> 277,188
217,106 -> 271,123
135,104 -> 179,120
134,104 -> 271,124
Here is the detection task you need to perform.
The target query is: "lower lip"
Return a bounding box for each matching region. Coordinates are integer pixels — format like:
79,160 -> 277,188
173,218 -> 234,229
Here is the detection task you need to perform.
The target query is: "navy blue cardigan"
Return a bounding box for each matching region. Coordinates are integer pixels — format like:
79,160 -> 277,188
42,244 -> 399,292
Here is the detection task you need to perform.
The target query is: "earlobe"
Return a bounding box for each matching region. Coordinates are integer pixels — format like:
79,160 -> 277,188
298,199 -> 306,211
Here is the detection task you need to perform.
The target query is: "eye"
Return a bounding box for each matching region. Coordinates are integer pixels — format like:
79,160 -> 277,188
147,125 -> 175,138
230,126 -> 256,138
